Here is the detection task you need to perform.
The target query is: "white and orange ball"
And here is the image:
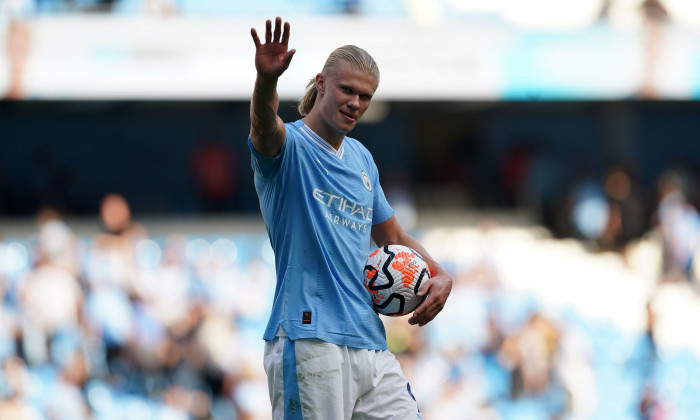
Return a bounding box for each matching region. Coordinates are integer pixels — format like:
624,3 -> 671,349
363,245 -> 430,316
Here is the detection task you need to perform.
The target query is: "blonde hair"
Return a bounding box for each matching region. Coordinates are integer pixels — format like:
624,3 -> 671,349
297,45 -> 380,116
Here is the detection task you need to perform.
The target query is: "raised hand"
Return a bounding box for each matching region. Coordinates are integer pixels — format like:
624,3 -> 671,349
251,17 -> 296,80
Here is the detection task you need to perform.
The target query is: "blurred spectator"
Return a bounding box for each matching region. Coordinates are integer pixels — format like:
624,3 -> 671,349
564,162 -> 651,256
19,238 -> 81,338
654,170 -> 700,282
0,357 -> 42,419
500,141 -> 565,230
97,193 -> 145,238
639,383 -> 672,420
136,235 -> 193,334
43,351 -> 91,419
81,0 -> 120,13
143,0 -> 178,16
88,193 -> 146,289
500,144 -> 532,208
553,316 -> 597,419
599,164 -> 650,253
188,137 -> 239,213
639,0 -> 669,99
498,313 -> 560,398
2,0 -> 33,99
85,193 -> 145,381
598,0 -> 613,20
17,211 -> 83,367
34,207 -> 80,274
569,176 -> 609,242
341,0 -> 360,14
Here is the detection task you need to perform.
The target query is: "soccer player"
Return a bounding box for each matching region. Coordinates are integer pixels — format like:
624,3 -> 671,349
249,17 -> 453,419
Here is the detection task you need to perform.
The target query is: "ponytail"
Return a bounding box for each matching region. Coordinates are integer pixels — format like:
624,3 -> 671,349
298,78 -> 318,117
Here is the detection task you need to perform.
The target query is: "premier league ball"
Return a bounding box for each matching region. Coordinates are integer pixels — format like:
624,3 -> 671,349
363,245 -> 430,316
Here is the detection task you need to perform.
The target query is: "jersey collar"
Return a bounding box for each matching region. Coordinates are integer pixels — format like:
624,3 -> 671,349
299,123 -> 345,160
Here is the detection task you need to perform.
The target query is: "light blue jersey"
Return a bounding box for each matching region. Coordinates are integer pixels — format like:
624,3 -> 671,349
249,120 -> 394,350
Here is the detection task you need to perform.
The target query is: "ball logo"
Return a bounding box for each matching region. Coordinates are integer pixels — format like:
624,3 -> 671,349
361,171 -> 372,191
392,251 -> 421,288
363,245 -> 429,316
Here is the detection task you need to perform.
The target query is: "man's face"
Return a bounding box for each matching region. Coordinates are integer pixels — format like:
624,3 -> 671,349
316,62 -> 378,135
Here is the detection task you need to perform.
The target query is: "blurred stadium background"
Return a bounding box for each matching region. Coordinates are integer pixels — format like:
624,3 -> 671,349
2,0 -> 700,419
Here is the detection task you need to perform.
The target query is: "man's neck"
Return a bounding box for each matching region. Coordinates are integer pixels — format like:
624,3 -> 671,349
301,115 -> 344,150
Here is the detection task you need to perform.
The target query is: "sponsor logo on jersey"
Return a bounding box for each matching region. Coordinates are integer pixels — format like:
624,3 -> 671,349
313,188 -> 372,233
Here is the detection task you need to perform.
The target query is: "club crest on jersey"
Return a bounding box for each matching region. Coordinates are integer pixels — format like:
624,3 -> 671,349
361,171 -> 372,192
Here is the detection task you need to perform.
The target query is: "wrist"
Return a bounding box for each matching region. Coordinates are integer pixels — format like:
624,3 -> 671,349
256,73 -> 280,85
426,260 -> 442,277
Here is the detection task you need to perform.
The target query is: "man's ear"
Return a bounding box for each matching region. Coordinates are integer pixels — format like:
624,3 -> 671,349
315,73 -> 325,95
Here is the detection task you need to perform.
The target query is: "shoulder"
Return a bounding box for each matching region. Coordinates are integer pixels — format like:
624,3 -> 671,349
344,136 -> 377,171
278,120 -> 306,149
344,136 -> 372,156
285,120 -> 304,137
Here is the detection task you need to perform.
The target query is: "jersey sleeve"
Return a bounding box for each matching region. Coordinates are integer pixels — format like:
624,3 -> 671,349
248,131 -> 290,181
370,161 -> 395,225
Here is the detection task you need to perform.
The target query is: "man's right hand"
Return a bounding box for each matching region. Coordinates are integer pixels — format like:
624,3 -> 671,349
251,17 -> 296,80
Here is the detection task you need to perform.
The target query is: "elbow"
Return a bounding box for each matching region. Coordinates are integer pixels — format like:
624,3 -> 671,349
250,119 -> 276,139
372,232 -> 405,248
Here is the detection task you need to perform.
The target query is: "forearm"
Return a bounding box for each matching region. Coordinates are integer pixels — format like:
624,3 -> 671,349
250,75 -> 280,137
389,232 -> 443,275
372,220 -> 441,275
371,209 -> 452,326
249,75 -> 286,157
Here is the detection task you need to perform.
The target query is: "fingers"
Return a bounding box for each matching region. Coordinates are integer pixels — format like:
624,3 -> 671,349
254,18 -> 290,48
273,17 -> 282,43
408,297 -> 436,326
281,21 -> 291,46
250,28 -> 261,48
408,276 -> 451,326
416,280 -> 429,297
408,290 -> 431,325
409,298 -> 444,326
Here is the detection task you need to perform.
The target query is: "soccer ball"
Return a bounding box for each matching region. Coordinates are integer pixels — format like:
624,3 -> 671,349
363,245 -> 430,316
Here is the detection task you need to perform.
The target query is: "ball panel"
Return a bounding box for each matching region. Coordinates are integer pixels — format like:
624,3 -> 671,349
363,244 -> 430,316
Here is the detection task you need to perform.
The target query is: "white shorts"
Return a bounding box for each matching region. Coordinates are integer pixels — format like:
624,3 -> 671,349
263,336 -> 422,420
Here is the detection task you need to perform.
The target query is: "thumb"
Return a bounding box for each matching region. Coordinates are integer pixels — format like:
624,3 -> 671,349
416,282 -> 430,297
282,49 -> 296,68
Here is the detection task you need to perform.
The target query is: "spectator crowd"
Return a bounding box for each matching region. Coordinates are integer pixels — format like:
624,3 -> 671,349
1,176 -> 700,419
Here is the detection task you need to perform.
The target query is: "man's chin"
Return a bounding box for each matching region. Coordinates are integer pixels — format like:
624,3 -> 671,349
335,120 -> 357,133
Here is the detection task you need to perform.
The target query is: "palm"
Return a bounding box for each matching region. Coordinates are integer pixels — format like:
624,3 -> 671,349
251,18 -> 295,79
256,44 -> 289,78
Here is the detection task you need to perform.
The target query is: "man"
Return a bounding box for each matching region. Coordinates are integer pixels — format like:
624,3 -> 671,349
249,17 -> 452,419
